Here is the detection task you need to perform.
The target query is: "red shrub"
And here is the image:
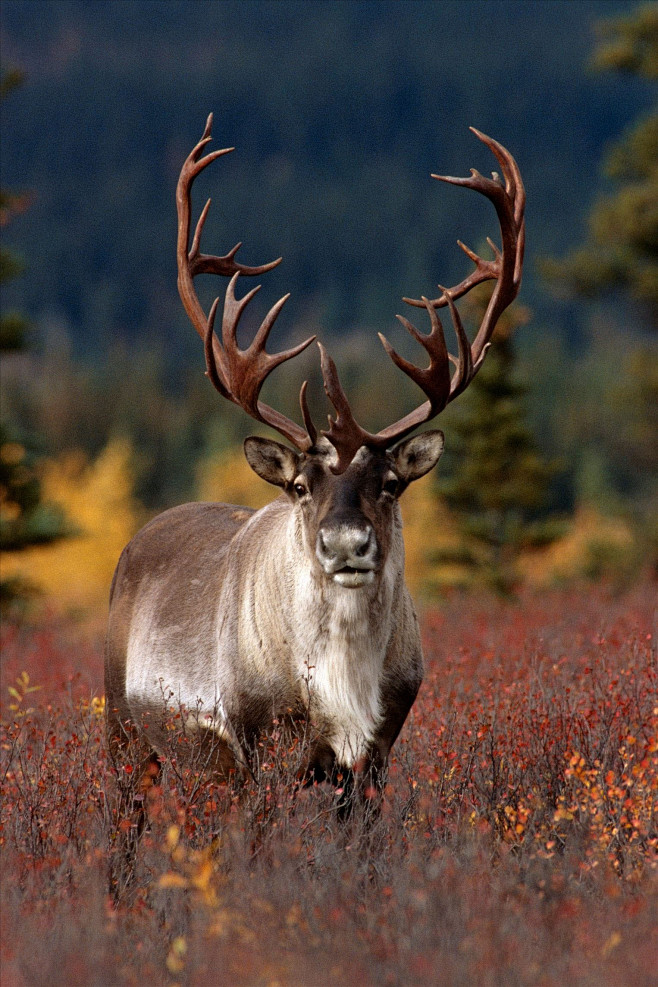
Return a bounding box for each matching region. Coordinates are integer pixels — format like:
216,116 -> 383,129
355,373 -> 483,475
1,581 -> 655,986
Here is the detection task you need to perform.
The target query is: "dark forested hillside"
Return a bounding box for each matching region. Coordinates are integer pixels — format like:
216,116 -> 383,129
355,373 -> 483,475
0,0 -> 653,361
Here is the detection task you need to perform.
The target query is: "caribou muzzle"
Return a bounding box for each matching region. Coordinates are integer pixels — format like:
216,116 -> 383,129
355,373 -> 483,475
316,522 -> 378,587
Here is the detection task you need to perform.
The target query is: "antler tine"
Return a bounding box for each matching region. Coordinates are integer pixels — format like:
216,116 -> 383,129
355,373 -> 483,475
176,115 -> 282,349
221,273 -> 263,350
203,296 -> 229,399
204,274 -> 317,450
318,342 -> 374,472
185,114 -> 283,279
441,288 -> 474,399
178,117 -> 317,452
405,130 -> 523,310
299,381 -> 318,447
318,297 -> 455,472
382,299 -> 452,412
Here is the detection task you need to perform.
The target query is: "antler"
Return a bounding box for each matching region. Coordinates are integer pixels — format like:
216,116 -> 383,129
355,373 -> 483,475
403,128 -> 525,378
177,114 -> 317,451
178,118 -> 525,473
321,129 -> 525,472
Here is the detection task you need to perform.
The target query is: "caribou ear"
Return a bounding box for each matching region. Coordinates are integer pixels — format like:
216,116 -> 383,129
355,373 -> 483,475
391,430 -> 444,484
244,437 -> 301,488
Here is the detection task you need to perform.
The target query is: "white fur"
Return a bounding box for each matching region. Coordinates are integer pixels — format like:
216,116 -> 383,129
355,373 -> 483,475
287,518 -> 400,766
125,581 -> 231,745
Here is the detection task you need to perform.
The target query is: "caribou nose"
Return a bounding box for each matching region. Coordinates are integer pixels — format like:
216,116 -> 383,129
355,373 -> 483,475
316,524 -> 377,572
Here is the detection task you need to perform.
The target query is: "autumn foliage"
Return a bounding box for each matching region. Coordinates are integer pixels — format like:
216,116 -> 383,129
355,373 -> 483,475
1,438 -> 142,622
1,581 -> 655,986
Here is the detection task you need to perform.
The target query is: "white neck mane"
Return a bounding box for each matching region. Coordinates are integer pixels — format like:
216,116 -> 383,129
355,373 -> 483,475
290,542 -> 400,766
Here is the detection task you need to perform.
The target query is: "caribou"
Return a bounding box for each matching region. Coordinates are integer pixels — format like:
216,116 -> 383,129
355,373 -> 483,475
105,115 -> 525,812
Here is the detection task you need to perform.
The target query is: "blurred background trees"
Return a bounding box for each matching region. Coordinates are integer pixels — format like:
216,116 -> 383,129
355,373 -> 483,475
0,1 -> 655,617
0,67 -> 31,354
1,69 -> 69,609
428,293 -> 562,594
542,3 -> 657,569
543,4 -> 658,320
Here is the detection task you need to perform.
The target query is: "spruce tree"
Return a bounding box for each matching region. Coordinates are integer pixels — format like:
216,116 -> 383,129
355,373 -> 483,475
434,292 -> 557,593
541,4 -> 657,562
0,69 -> 31,352
542,4 -> 658,325
1,71 -> 68,607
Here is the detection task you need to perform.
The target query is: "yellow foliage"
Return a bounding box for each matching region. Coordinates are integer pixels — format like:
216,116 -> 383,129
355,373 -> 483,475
196,444 -> 277,510
1,438 -> 142,619
400,475 -> 465,598
519,507 -> 637,588
400,474 -> 436,598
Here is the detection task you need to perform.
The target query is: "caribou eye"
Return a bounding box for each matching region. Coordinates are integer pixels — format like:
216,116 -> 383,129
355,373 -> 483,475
293,482 -> 308,498
381,476 -> 399,498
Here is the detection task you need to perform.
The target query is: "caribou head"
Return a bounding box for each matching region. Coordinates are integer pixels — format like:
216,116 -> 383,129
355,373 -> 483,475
242,434 -> 446,589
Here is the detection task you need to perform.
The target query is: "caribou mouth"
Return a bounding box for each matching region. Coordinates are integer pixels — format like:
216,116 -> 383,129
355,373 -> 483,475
331,565 -> 375,588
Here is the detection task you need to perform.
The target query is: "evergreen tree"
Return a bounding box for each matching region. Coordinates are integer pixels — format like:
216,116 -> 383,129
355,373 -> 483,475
0,68 -> 31,352
1,71 -> 68,607
542,4 -> 658,326
541,4 -> 657,565
434,292 -> 558,594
